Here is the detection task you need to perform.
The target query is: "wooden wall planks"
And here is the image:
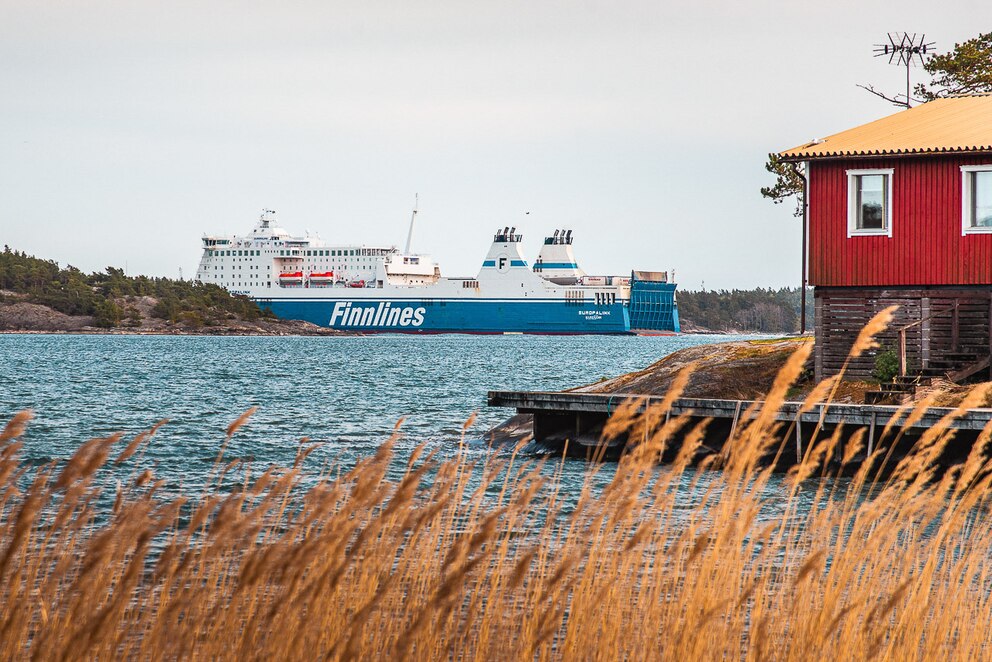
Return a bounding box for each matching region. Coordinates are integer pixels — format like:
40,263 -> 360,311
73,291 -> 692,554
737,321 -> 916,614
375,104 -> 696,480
808,155 -> 992,287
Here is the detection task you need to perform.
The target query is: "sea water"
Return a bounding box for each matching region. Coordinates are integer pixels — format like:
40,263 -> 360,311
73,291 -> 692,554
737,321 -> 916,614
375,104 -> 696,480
1,333 -> 764,499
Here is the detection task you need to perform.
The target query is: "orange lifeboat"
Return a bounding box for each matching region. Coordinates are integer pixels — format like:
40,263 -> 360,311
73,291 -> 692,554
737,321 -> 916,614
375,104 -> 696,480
278,271 -> 304,285
309,271 -> 334,287
348,279 -> 366,288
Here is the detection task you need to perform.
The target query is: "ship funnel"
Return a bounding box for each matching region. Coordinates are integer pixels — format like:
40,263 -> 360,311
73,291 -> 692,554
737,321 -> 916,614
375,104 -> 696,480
480,225 -> 530,275
534,228 -> 585,280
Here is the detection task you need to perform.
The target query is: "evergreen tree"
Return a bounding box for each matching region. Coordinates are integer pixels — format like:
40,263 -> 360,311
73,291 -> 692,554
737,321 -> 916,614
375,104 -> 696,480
916,32 -> 992,100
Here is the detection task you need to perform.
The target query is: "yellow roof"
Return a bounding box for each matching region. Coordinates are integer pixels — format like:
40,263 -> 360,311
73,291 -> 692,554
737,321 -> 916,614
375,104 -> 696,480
780,94 -> 992,160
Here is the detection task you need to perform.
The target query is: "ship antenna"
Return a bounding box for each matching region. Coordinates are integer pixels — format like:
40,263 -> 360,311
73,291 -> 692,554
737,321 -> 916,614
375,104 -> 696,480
404,193 -> 418,254
261,208 -> 275,229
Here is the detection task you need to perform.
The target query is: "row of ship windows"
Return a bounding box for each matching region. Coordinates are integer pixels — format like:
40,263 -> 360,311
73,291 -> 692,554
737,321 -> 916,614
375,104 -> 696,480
210,248 -> 388,257
209,266 -> 373,273
563,292 -> 618,306
309,249 -> 389,257
209,254 -> 373,264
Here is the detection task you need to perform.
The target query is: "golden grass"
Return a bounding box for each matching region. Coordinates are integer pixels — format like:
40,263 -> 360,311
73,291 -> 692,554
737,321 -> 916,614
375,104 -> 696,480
5,326 -> 992,658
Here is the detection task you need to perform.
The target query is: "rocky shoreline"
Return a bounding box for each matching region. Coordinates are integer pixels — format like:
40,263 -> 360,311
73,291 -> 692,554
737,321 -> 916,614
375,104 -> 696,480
1,325 -> 349,337
0,298 -> 349,337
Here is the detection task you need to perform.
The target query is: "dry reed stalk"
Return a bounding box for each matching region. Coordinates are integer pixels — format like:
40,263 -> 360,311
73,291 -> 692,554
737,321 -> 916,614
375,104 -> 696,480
849,305 -> 899,360
0,410 -> 32,444
751,341 -> 813,433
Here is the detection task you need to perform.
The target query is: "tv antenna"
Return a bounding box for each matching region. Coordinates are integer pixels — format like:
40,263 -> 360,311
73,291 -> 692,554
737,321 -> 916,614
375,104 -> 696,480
871,32 -> 935,107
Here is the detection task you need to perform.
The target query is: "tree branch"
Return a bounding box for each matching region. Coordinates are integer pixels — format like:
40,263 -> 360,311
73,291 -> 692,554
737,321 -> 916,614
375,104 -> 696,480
856,84 -> 911,108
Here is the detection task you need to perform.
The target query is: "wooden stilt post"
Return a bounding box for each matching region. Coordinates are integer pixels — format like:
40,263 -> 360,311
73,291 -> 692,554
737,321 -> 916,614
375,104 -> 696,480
952,300 -> 960,353
729,400 -> 743,439
795,414 -> 803,462
868,411 -> 877,457
900,329 -> 908,377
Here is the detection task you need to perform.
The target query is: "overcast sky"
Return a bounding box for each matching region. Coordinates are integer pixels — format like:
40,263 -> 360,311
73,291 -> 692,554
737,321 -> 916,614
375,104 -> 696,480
1,1 -> 988,289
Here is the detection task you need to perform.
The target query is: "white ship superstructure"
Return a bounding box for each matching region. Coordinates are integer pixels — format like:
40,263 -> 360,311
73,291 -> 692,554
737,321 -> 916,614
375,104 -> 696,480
196,209 -> 431,293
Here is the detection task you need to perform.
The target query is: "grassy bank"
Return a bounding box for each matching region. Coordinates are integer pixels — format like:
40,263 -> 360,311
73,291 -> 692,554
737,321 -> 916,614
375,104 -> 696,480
3,312 -> 992,658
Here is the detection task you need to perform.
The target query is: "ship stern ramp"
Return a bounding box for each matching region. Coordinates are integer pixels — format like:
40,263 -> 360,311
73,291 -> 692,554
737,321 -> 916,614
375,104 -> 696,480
628,270 -> 680,334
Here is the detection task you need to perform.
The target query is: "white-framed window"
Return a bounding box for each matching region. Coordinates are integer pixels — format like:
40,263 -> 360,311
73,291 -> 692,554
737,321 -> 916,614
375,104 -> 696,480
961,165 -> 992,234
847,169 -> 893,237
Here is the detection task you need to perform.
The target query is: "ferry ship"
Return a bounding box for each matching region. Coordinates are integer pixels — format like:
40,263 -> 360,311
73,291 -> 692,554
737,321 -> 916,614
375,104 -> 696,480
194,210 -> 679,334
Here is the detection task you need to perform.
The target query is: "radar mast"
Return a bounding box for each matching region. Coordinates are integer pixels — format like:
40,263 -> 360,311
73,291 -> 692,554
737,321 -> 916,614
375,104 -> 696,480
404,194 -> 418,254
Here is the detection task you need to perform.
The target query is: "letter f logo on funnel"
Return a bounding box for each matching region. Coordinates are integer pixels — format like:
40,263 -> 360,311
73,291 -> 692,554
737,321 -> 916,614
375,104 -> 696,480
498,256 -> 508,272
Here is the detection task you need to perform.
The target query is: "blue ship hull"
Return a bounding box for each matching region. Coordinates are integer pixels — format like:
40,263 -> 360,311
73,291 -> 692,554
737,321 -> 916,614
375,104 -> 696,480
260,298 -> 641,334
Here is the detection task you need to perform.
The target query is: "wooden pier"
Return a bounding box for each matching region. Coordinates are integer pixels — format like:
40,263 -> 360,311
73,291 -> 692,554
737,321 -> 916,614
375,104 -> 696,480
487,390 -> 992,467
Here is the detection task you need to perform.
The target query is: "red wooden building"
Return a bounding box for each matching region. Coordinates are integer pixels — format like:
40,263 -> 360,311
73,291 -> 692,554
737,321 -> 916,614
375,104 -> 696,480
780,94 -> 992,382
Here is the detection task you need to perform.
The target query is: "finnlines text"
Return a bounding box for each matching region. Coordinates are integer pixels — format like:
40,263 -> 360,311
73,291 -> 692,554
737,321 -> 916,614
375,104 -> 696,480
329,302 -> 427,327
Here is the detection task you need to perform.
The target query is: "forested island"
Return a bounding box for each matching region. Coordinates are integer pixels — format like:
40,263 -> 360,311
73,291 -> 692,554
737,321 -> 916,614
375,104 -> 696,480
677,287 -> 813,334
